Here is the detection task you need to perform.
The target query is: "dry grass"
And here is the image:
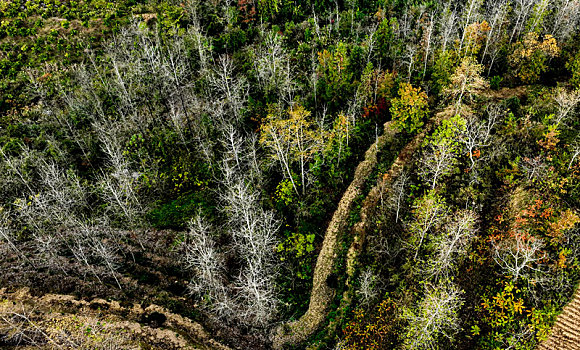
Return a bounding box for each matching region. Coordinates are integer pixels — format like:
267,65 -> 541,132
538,287 -> 580,350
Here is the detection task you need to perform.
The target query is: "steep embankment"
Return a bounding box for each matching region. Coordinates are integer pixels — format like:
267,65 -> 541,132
330,118 -> 431,330
272,120 -> 398,348
538,287 -> 580,350
345,118 -> 430,286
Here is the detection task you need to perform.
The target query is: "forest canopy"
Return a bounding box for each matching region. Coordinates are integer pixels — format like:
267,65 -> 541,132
1,0 -> 580,349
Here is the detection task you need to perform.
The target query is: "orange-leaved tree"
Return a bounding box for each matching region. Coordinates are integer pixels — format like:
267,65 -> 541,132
342,299 -> 399,350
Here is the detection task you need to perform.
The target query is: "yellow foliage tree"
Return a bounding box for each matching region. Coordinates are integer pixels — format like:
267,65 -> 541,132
260,105 -> 325,195
460,21 -> 492,58
444,57 -> 489,113
509,32 -> 560,84
390,83 -> 429,134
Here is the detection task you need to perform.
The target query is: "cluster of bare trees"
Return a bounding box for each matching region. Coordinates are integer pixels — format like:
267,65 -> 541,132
182,215 -> 233,319
399,103 -> 502,346
0,0 -> 578,347
400,199 -> 475,346
405,189 -> 479,280
363,0 -> 580,82
254,30 -> 295,105
182,132 -> 280,328
0,143 -> 127,287
4,12 -> 283,323
0,12 -> 251,288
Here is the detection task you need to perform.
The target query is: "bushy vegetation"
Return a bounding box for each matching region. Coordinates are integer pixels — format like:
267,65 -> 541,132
1,0 -> 580,349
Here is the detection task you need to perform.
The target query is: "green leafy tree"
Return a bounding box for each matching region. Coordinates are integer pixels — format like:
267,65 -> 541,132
390,83 -> 429,134
375,17 -> 398,64
419,114 -> 466,189
431,50 -> 457,94
317,42 -> 354,111
258,0 -> 280,19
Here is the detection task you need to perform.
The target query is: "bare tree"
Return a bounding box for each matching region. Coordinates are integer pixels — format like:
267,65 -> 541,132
521,156 -> 548,182
403,283 -> 464,350
481,0 -> 509,74
221,173 -> 280,326
550,0 -> 580,41
5,149 -> 128,284
208,55 -> 249,124
182,129 -> 280,327
460,105 -> 502,179
254,30 -> 295,104
96,138 -> 142,224
402,43 -> 420,82
220,124 -> 246,170
182,215 -> 234,319
355,268 -> 379,306
0,207 -> 25,261
384,171 -> 410,223
437,4 -> 459,54
12,156 -> 84,233
509,0 -> 536,43
420,138 -> 460,190
569,139 -> 580,169
458,0 -> 483,54
421,12 -> 436,79
492,233 -> 546,281
407,190 -> 448,260
427,210 -> 478,280
527,0 -> 550,33
553,87 -> 580,127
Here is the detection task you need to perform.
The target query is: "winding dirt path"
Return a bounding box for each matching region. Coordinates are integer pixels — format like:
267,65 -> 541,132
321,117 -> 435,342
272,98 -> 501,348
272,120 -> 397,349
345,123 -> 428,279
344,122 -> 429,298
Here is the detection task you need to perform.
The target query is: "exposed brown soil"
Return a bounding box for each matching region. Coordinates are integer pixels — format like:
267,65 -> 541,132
0,228 -> 267,349
0,287 -> 230,350
479,85 -> 529,101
